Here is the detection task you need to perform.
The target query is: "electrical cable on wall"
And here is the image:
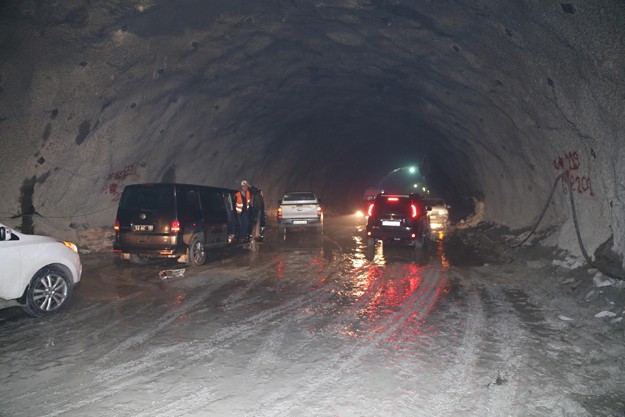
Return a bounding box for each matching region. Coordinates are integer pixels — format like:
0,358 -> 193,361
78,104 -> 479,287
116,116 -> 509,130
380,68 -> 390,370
567,176 -> 624,280
509,172 -> 564,248
483,172 -> 625,280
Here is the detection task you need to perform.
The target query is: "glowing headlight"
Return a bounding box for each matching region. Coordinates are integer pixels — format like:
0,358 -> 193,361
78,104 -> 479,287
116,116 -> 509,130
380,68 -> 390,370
356,210 -> 364,218
62,241 -> 79,253
430,222 -> 442,229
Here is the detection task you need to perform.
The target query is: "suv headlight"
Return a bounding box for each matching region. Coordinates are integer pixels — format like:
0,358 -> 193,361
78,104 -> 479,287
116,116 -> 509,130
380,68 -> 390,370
62,241 -> 79,253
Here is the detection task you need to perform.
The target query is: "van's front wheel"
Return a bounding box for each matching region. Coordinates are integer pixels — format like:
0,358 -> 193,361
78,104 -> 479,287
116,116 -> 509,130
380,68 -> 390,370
188,234 -> 206,266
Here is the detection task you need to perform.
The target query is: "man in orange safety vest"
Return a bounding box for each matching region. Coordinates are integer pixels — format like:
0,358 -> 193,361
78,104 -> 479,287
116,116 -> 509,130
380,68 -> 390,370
235,180 -> 252,240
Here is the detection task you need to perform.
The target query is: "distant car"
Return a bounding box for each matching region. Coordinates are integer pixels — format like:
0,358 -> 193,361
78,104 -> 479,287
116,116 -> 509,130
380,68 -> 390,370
113,183 -> 239,266
365,194 -> 430,261
424,198 -> 450,232
0,223 -> 82,317
277,192 -> 323,235
354,197 -> 376,223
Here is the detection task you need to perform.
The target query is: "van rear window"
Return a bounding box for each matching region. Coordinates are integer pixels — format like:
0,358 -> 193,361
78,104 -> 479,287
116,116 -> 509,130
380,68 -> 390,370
120,186 -> 175,211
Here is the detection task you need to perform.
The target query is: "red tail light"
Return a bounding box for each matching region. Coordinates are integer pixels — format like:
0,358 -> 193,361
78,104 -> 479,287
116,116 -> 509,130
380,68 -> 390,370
277,207 -> 282,219
317,206 -> 322,217
114,219 -> 120,232
411,204 -> 418,218
367,203 -> 375,217
171,219 -> 181,233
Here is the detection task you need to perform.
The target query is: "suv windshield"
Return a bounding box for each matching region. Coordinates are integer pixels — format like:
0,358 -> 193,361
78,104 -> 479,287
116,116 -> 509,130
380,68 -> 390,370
283,192 -> 316,202
120,185 -> 175,211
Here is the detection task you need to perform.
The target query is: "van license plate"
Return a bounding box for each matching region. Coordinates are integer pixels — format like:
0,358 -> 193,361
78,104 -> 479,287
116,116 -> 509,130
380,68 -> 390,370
293,220 -> 308,224
382,221 -> 400,226
132,225 -> 153,231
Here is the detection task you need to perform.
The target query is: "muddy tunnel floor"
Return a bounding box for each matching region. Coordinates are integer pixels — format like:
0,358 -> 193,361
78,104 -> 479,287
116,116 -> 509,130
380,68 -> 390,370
1,217 -> 624,417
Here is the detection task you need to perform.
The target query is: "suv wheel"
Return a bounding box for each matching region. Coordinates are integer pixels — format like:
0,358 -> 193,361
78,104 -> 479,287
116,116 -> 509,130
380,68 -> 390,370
414,231 -> 425,249
22,267 -> 73,317
413,234 -> 429,265
366,238 -> 376,261
188,234 -> 206,266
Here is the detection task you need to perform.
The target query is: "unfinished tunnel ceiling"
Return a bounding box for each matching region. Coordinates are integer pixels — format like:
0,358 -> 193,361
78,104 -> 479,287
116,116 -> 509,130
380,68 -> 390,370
1,0 -> 624,263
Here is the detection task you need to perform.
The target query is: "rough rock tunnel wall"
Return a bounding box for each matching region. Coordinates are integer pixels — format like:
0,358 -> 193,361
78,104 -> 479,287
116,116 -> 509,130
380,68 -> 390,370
0,0 -> 624,264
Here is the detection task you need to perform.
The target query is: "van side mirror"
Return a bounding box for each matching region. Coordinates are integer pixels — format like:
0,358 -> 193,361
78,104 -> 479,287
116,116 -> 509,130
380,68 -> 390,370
0,227 -> 6,241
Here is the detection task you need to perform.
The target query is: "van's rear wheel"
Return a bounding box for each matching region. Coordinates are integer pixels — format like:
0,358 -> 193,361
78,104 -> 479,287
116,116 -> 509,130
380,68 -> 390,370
188,234 -> 206,266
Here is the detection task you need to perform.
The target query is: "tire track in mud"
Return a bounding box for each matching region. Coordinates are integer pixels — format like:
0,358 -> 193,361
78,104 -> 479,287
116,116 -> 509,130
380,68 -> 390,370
242,265 -> 446,417
129,386 -> 217,417
6,255 -> 344,417
246,321 -> 288,372
315,263 -> 451,417
118,271 -> 346,416
409,271 -> 486,416
102,259 -> 348,417
496,287 -> 601,415
410,279 -> 527,416
91,257 -> 285,367
479,285 -> 526,417
91,277 -> 233,367
409,272 -> 528,417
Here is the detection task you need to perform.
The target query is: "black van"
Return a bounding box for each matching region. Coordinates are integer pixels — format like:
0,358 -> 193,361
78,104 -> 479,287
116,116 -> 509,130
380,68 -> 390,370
113,183 -> 238,266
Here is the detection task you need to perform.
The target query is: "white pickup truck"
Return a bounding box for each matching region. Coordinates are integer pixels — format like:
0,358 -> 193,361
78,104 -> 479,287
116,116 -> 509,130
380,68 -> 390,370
277,192 -> 323,235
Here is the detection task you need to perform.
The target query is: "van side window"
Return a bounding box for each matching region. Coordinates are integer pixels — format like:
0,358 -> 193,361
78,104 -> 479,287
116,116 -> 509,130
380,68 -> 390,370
200,190 -> 227,221
178,187 -> 201,222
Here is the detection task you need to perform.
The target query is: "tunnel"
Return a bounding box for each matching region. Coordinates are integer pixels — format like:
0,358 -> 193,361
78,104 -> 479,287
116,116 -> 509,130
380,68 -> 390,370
1,0 -> 624,266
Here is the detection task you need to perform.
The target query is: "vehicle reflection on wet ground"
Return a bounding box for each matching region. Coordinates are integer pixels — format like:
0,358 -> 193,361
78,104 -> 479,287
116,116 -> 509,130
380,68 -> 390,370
1,215 -> 622,416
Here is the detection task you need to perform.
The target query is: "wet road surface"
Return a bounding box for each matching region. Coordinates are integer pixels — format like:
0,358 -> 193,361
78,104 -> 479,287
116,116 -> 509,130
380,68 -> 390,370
1,216 -> 623,416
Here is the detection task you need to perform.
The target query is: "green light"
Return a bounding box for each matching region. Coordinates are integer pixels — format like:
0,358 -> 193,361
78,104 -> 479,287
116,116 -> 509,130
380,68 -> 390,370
408,166 -> 416,174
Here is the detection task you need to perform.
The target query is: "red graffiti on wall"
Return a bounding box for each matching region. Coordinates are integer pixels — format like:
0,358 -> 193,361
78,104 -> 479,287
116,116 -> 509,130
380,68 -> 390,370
553,150 -> 594,197
553,150 -> 580,171
102,164 -> 140,200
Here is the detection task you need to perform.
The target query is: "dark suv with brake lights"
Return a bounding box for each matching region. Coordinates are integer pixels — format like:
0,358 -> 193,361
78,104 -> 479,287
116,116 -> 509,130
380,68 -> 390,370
113,183 -> 237,266
365,194 -> 430,261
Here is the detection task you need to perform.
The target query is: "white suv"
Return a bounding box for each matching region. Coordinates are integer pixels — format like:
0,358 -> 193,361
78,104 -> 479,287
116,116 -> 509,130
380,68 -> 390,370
424,198 -> 450,232
0,223 -> 82,316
